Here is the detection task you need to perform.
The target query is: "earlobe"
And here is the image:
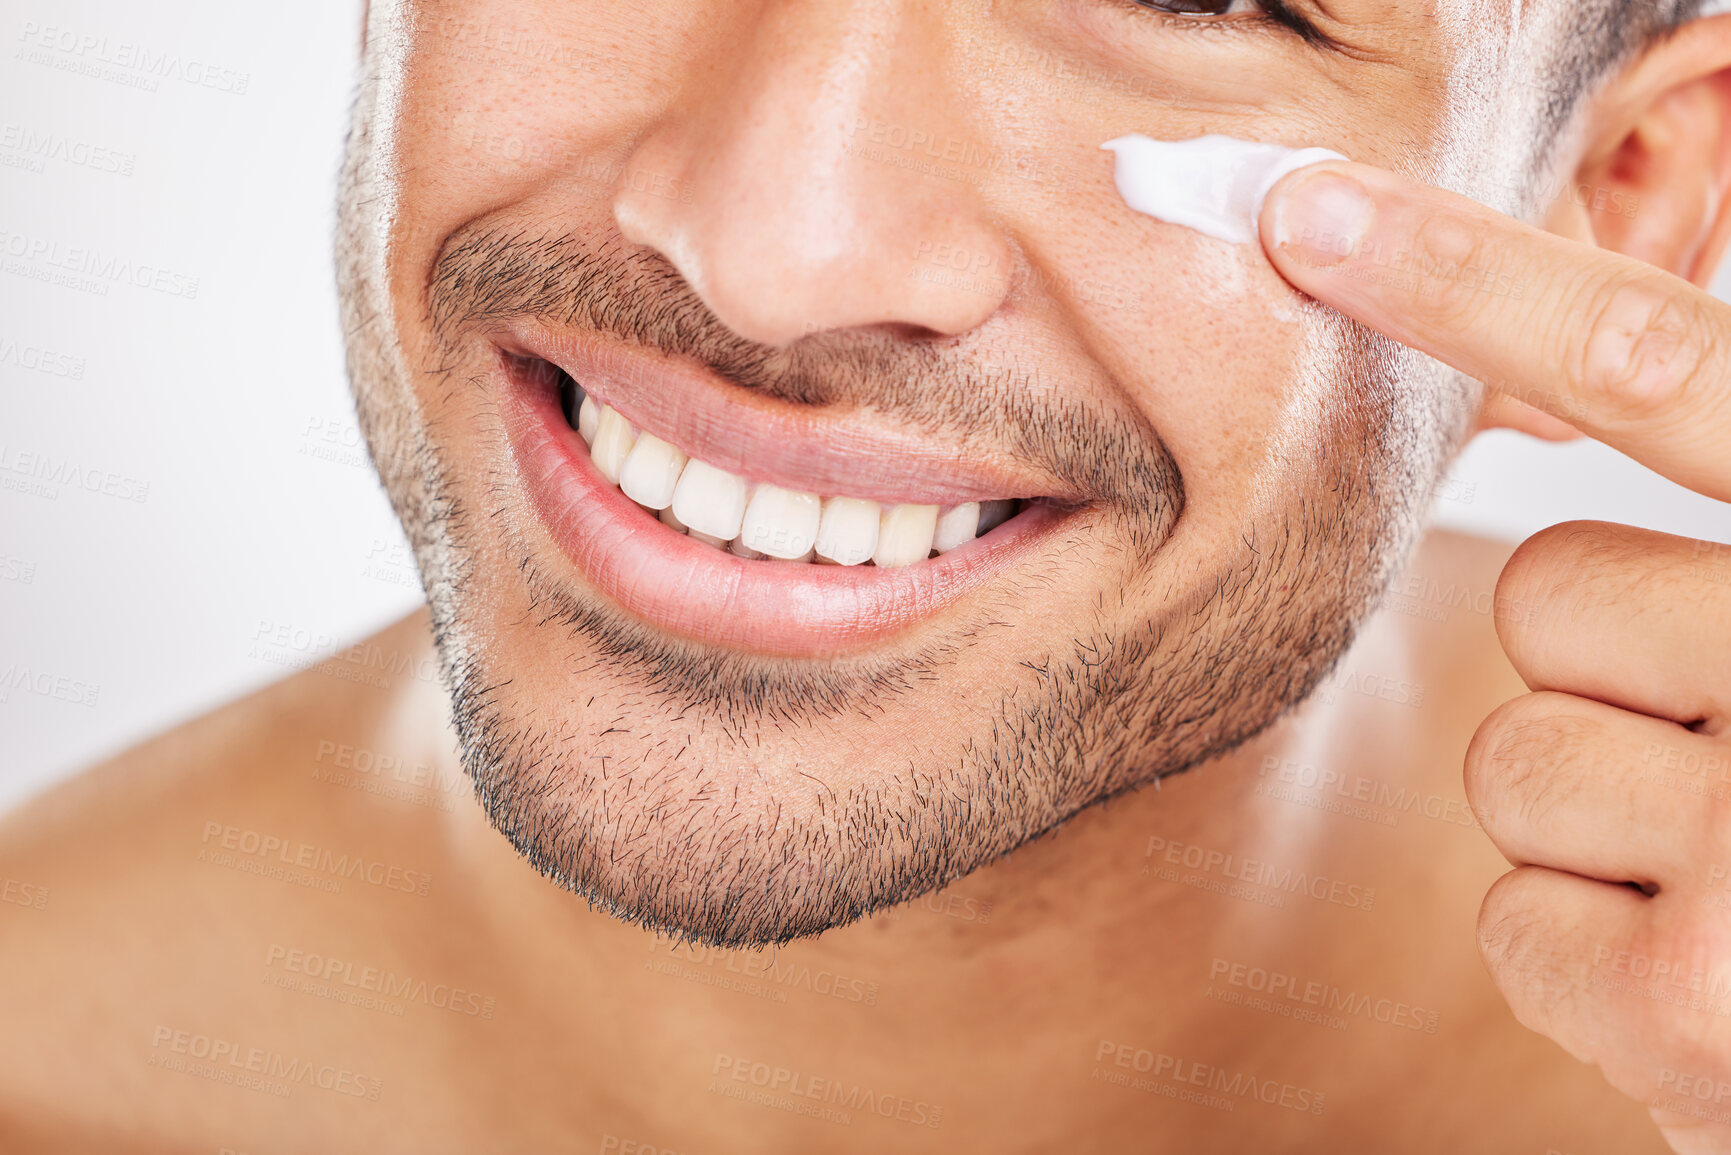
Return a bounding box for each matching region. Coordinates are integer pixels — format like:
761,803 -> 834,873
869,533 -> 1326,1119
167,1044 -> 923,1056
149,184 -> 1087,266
1556,15 -> 1731,289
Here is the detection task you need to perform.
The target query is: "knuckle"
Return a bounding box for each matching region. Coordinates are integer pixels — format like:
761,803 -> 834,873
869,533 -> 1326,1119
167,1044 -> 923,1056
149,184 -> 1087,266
1571,279 -> 1712,421
1475,872 -> 1537,973
1477,872 -> 1596,1061
1464,699 -> 1530,815
1499,522 -> 1587,603
1465,693 -> 1593,831
1476,873 -> 1572,1023
1494,521 -> 1625,649
1408,208 -> 1503,327
1476,878 -> 1523,966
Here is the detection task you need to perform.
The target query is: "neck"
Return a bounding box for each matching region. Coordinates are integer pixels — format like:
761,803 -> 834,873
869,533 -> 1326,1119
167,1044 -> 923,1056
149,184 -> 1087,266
433,686 -> 1333,1013
383,600 -> 1422,1146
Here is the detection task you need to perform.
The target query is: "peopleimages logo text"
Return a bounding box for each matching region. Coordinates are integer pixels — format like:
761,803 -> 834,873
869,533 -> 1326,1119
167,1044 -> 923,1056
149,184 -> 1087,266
15,22 -> 250,94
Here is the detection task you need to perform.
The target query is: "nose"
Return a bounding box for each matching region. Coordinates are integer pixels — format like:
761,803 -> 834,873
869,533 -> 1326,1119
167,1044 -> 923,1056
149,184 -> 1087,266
612,2 -> 1013,348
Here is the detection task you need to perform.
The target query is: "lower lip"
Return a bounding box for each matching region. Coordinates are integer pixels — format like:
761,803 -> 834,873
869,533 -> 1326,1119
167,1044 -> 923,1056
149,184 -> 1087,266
497,357 -> 1073,655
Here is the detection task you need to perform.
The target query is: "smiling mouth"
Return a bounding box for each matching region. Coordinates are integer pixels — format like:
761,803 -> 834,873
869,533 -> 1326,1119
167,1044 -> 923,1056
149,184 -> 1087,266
492,333 -> 1077,654
555,369 -> 1026,566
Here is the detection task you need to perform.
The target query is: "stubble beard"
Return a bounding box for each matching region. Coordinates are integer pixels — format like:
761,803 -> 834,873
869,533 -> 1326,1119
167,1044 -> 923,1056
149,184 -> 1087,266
335,75 -> 1468,950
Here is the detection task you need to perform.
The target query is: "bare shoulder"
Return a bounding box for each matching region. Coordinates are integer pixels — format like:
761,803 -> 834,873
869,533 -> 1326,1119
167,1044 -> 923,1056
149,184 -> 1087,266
1403,524 -> 1521,605
1389,525 -> 1528,705
0,609 -> 443,859
0,609 -> 454,1148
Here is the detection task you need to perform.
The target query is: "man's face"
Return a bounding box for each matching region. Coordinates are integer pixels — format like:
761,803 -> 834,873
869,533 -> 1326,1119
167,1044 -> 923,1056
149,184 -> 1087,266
339,0 -> 1516,945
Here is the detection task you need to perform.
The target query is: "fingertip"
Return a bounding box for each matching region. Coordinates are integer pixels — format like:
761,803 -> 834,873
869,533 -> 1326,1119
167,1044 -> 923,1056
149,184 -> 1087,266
1261,164 -> 1376,270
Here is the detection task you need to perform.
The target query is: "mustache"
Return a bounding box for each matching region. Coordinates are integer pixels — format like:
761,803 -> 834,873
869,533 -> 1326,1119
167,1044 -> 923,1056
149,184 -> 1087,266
426,225 -> 1183,536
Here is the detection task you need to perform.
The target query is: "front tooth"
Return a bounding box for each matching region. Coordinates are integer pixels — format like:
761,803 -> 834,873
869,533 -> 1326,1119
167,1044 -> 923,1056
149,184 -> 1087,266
618,434 -> 688,509
873,504 -> 939,568
739,484 -> 822,560
932,503 -> 980,554
590,407 -> 637,484
659,506 -> 689,534
577,395 -> 600,446
976,499 -> 1017,536
670,459 -> 748,541
814,497 -> 880,566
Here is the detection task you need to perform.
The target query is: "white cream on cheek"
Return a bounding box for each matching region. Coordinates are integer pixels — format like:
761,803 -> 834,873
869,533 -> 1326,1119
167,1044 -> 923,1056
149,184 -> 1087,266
1094,135 -> 1351,519
1100,134 -> 1347,245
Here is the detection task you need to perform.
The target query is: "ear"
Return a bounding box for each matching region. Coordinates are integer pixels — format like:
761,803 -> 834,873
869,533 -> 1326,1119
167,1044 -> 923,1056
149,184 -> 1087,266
1475,13 -> 1731,443
1545,13 -> 1731,288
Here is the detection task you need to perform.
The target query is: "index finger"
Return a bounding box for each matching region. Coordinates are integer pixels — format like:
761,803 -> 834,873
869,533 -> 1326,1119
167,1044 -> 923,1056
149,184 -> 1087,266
1259,161 -> 1731,503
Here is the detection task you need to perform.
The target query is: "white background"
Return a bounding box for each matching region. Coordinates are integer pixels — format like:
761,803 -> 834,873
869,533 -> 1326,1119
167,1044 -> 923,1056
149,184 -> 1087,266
3,0 -> 1730,815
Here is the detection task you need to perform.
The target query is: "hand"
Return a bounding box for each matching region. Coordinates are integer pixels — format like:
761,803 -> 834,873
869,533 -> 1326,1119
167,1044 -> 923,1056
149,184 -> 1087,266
1260,160 -> 1731,1153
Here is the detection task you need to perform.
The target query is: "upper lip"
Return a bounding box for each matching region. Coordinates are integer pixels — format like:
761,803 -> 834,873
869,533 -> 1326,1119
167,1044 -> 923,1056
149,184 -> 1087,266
491,319 -> 1084,507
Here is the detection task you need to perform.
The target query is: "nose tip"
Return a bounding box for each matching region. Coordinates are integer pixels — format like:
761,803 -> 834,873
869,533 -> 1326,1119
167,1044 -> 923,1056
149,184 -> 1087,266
615,156 -> 1013,347
608,11 -> 1013,349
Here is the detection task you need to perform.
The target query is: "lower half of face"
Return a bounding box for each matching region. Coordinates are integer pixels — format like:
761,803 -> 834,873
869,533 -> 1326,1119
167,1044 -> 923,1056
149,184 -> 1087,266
337,1 -> 1474,946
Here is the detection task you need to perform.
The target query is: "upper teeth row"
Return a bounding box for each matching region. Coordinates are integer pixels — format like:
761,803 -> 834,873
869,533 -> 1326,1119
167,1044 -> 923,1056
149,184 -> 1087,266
572,391 -> 1015,566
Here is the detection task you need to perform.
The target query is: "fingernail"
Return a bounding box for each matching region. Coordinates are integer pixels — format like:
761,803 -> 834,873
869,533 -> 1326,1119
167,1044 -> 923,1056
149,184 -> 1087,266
1269,169 -> 1373,266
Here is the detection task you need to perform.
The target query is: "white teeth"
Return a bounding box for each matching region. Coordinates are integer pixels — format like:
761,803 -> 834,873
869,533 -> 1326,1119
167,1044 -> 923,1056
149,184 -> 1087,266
670,458 -> 748,541
739,484 -> 822,560
571,401 -> 1020,566
618,433 -> 688,510
932,503 -> 979,554
976,499 -> 1017,537
814,497 -> 881,566
873,504 -> 939,568
590,408 -> 637,484
577,395 -> 600,447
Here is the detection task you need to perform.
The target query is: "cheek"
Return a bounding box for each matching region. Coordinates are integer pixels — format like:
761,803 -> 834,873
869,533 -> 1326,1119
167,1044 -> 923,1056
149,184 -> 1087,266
1008,179 -> 1332,518
388,0 -> 1363,523
385,2 -> 715,324
1096,238 -> 1314,492
944,51 -> 1387,523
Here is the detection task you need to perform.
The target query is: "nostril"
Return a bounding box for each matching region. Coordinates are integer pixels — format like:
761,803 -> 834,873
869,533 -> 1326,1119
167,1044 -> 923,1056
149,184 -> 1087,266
869,320 -> 953,343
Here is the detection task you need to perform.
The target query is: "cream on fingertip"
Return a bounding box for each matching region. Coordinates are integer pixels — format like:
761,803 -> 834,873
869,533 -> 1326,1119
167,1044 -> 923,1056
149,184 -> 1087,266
1100,134 -> 1348,246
